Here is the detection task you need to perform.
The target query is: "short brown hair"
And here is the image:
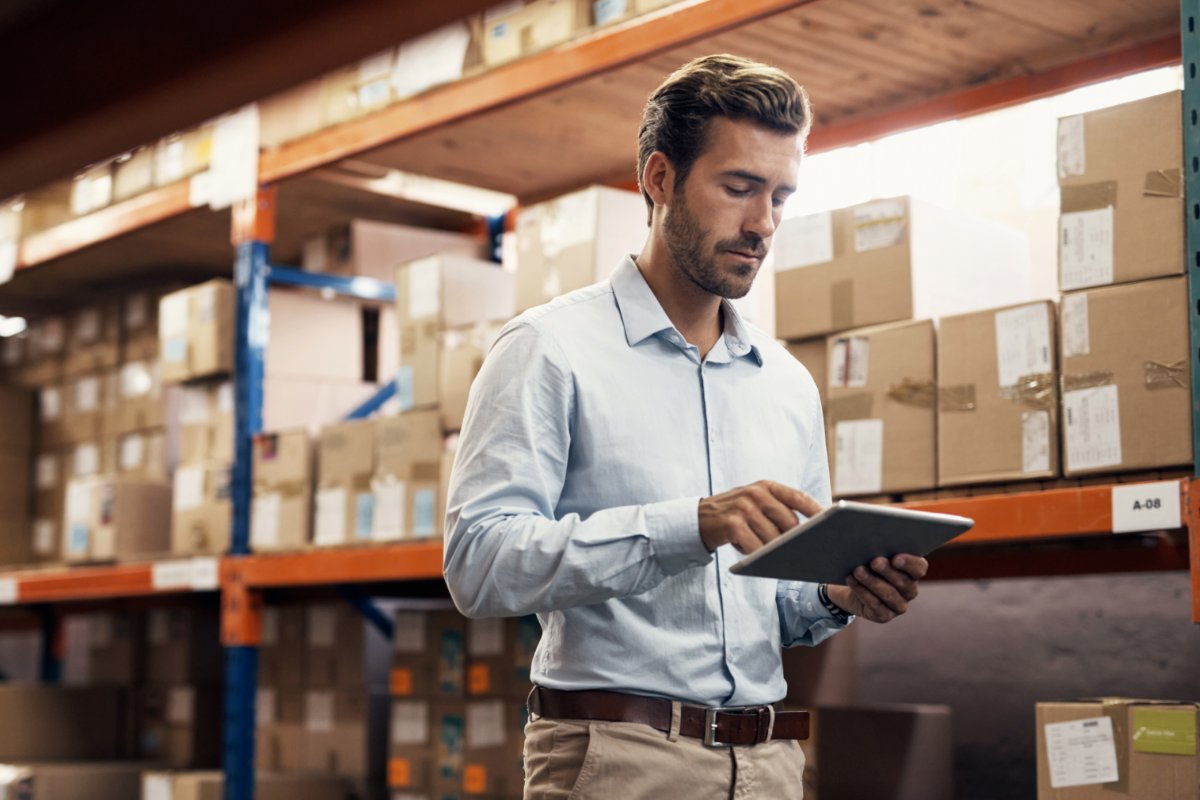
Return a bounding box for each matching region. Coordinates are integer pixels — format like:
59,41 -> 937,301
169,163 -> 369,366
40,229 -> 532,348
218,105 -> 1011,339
637,54 -> 812,222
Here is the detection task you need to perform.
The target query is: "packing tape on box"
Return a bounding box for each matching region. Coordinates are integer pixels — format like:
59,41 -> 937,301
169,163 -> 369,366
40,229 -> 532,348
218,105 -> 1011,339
1061,370 -> 1114,393
1060,180 -> 1117,213
885,378 -> 936,409
1144,359 -> 1187,390
826,392 -> 874,424
831,280 -> 854,332
938,384 -> 977,412
999,372 -> 1056,410
254,479 -> 309,498
1143,168 -> 1183,199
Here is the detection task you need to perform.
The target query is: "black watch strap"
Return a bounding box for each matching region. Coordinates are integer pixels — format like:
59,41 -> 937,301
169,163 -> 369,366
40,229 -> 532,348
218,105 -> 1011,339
818,583 -> 853,625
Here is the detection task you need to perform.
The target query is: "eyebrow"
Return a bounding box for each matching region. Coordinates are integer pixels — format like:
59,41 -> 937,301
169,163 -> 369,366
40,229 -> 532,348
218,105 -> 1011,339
721,170 -> 796,194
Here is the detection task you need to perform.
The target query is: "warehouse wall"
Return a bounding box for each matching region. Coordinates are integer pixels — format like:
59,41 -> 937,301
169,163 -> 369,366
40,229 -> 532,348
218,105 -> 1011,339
853,571 -> 1200,799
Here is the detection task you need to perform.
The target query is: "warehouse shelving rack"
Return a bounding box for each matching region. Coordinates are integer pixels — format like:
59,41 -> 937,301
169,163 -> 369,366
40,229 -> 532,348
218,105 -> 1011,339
0,1 -> 1198,798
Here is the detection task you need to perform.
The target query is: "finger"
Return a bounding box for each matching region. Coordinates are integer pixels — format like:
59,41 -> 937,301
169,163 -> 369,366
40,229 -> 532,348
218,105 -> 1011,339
891,554 -> 929,580
764,482 -> 823,517
852,564 -> 909,615
868,557 -> 919,602
753,489 -> 802,534
743,504 -> 785,545
846,573 -> 894,622
730,522 -> 765,555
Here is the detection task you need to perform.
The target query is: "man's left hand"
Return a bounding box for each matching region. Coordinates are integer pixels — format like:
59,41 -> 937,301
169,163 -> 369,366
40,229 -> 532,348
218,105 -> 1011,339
826,554 -> 928,623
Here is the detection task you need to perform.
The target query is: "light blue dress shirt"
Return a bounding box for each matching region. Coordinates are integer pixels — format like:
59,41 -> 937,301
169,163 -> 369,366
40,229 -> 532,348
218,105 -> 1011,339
443,256 -> 849,707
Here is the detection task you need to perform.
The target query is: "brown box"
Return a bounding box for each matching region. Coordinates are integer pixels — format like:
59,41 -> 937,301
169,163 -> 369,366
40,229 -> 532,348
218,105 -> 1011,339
1036,699 -> 1199,799
122,287 -> 181,362
313,418 -> 376,547
0,685 -> 128,761
514,185 -> 647,312
256,686 -> 305,728
1057,91 -> 1182,291
251,429 -> 313,552
110,359 -> 165,434
61,371 -> 109,443
0,385 -> 34,452
177,382 -> 233,465
145,607 -> 223,686
116,428 -> 168,480
462,698 -> 527,797
37,383 -> 68,446
138,685 -> 224,768
0,520 -> 33,568
438,321 -> 504,432
254,724 -> 308,772
32,452 -> 64,562
62,476 -> 171,563
430,701 -> 467,797
773,196 -> 1031,340
300,218 -> 482,283
259,604 -> 307,688
373,411 -> 444,541
305,603 -> 390,690
141,769 -> 349,800
259,78 -> 325,149
64,303 -> 120,375
267,287 -> 367,383
395,255 -> 514,412
112,145 -> 155,201
478,0 -> 591,67
159,280 -> 235,384
786,337 -> 828,408
825,320 -> 936,497
0,451 -> 31,567
261,376 -> 384,436
938,301 -> 1060,486
465,616 -> 540,700
391,609 -> 466,700
153,124 -> 214,187
1060,277 -> 1192,475
81,610 -> 146,685
0,762 -> 151,800
171,462 -> 232,555
302,689 -> 389,779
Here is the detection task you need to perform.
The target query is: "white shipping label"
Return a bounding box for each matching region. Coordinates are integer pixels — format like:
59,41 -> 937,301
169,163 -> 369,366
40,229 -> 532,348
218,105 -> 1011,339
1022,411 -> 1051,474
1060,207 -> 1114,291
407,258 -> 442,320
189,557 -> 219,590
1045,716 -> 1120,789
158,292 -> 189,339
1111,481 -> 1182,534
828,338 -> 870,390
119,434 -> 145,471
1057,115 -> 1086,179
173,466 -> 206,511
853,199 -> 906,252
314,487 -> 348,545
261,608 -> 280,646
994,304 -> 1051,389
142,775 -> 172,800
179,387 -> 211,424
168,687 -> 195,725
217,382 -> 234,413
468,617 -> 504,656
308,605 -> 337,647
148,609 -> 171,644
256,688 -> 277,727
125,293 -> 149,330
467,701 -> 507,748
151,560 -> 193,591
391,700 -> 430,745
1061,294 -> 1090,358
251,492 -> 282,549
305,691 -> 335,733
1064,385 -> 1122,472
75,377 -> 100,412
36,454 -> 58,490
393,611 -> 428,654
40,387 -> 62,421
372,482 -> 405,542
74,443 -> 99,477
120,362 -> 154,398
833,419 -> 884,496
34,520 -> 56,555
774,211 -> 834,271
0,578 -> 16,605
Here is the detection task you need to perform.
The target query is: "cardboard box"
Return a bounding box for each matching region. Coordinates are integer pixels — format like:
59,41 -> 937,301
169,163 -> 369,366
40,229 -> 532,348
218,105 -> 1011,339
122,288 -> 178,362
0,520 -> 33,568
786,337 -> 828,409
251,429 -> 313,552
141,769 -> 349,800
302,689 -> 390,779
1060,277 -> 1192,475
395,255 -> 514,412
313,418 -> 377,547
254,724 -> 308,772
61,372 -> 107,444
301,219 -> 483,284
259,605 -> 308,688
159,280 -> 234,384
825,320 -> 936,497
112,146 -> 155,201
430,702 -> 467,797
515,185 -> 648,312
305,603 -> 391,690
110,360 -> 165,434
438,322 -> 504,432
773,196 -> 1031,340
177,382 -> 233,464
479,0 -> 591,67
255,686 -> 305,728
116,429 -> 168,480
0,762 -> 151,800
138,685 -> 223,768
938,301 -> 1060,486
145,607 -> 223,686
64,304 -> 120,375
8,319 -> 64,388
17,182 -> 73,236
392,20 -> 473,100
1035,699 -> 1199,799
70,162 -> 114,216
171,462 -> 232,555
63,476 -> 171,563
373,411 -> 444,541
811,704 -> 953,800
68,440 -> 116,481
267,288 -> 369,383
1057,91 -> 1183,291
0,685 -> 127,761
32,452 -> 63,562
462,699 -> 527,797
259,78 -> 325,150
154,124 -> 213,187
0,386 -> 34,452
262,376 -> 384,436
391,609 -> 466,700
465,616 -> 540,699
37,383 -> 67,447
76,610 -> 145,685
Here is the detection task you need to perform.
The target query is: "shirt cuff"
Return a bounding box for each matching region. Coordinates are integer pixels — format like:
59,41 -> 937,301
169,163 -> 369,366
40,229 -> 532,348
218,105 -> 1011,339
647,496 -> 712,575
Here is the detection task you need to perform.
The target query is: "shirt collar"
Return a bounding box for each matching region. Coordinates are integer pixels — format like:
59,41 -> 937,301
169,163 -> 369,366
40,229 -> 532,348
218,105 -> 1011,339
610,256 -> 763,367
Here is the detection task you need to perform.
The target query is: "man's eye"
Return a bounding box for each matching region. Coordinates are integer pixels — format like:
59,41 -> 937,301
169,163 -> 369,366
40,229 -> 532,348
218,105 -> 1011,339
772,196 -> 787,207
725,186 -> 751,197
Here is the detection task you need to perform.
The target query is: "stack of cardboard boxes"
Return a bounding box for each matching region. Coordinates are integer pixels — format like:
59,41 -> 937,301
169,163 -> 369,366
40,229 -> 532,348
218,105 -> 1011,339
141,770 -> 349,800
0,386 -> 34,566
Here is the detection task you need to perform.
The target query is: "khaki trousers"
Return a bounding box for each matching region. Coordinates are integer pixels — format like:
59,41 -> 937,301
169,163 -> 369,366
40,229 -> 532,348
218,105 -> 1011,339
523,713 -> 806,800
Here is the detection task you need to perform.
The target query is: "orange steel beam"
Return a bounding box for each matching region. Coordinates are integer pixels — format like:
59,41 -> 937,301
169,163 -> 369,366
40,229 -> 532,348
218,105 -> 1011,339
231,185 -> 277,246
1189,479 -> 1200,623
259,0 -> 813,184
14,563 -> 211,603
233,542 -> 444,588
221,562 -> 263,647
808,35 -> 1181,154
924,533 -> 1190,582
17,180 -> 195,269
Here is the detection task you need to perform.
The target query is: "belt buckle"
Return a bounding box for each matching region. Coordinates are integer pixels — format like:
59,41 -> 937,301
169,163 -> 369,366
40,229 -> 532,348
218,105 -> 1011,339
703,705 -> 762,747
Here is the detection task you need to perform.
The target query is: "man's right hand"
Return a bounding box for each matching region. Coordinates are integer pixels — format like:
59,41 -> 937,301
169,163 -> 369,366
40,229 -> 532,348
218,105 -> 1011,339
698,480 -> 823,553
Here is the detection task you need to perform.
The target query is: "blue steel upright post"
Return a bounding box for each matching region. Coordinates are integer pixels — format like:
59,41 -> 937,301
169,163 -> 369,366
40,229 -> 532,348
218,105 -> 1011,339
1183,0 -> 1200,624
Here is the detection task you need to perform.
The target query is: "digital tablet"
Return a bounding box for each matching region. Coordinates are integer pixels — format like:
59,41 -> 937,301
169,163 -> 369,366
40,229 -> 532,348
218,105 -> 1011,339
728,501 -> 974,585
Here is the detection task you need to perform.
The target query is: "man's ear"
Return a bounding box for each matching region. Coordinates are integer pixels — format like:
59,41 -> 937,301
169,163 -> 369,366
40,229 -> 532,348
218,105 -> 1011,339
641,151 -> 675,209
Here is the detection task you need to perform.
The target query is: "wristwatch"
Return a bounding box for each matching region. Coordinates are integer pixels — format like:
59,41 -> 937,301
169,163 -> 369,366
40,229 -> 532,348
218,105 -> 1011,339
818,583 -> 854,625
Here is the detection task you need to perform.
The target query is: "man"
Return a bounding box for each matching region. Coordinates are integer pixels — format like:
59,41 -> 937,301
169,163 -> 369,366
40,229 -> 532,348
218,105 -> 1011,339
444,54 -> 927,798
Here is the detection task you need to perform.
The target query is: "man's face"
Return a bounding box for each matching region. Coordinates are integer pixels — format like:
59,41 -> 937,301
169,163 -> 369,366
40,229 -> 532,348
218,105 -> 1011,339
662,117 -> 802,299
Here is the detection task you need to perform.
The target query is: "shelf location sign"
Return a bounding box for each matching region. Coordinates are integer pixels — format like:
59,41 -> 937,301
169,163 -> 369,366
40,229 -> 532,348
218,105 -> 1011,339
0,577 -> 16,604
151,557 -> 220,591
1110,481 -> 1182,534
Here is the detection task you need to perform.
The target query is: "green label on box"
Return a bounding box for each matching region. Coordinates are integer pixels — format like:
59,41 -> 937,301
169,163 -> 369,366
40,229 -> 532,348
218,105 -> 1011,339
1132,708 -> 1197,756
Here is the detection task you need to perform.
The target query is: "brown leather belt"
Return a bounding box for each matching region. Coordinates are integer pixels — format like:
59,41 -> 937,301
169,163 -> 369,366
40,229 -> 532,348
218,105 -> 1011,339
529,686 -> 809,746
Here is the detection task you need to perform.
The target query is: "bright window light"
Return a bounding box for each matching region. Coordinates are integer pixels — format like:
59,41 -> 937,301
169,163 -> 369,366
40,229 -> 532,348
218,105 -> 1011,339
0,317 -> 26,337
